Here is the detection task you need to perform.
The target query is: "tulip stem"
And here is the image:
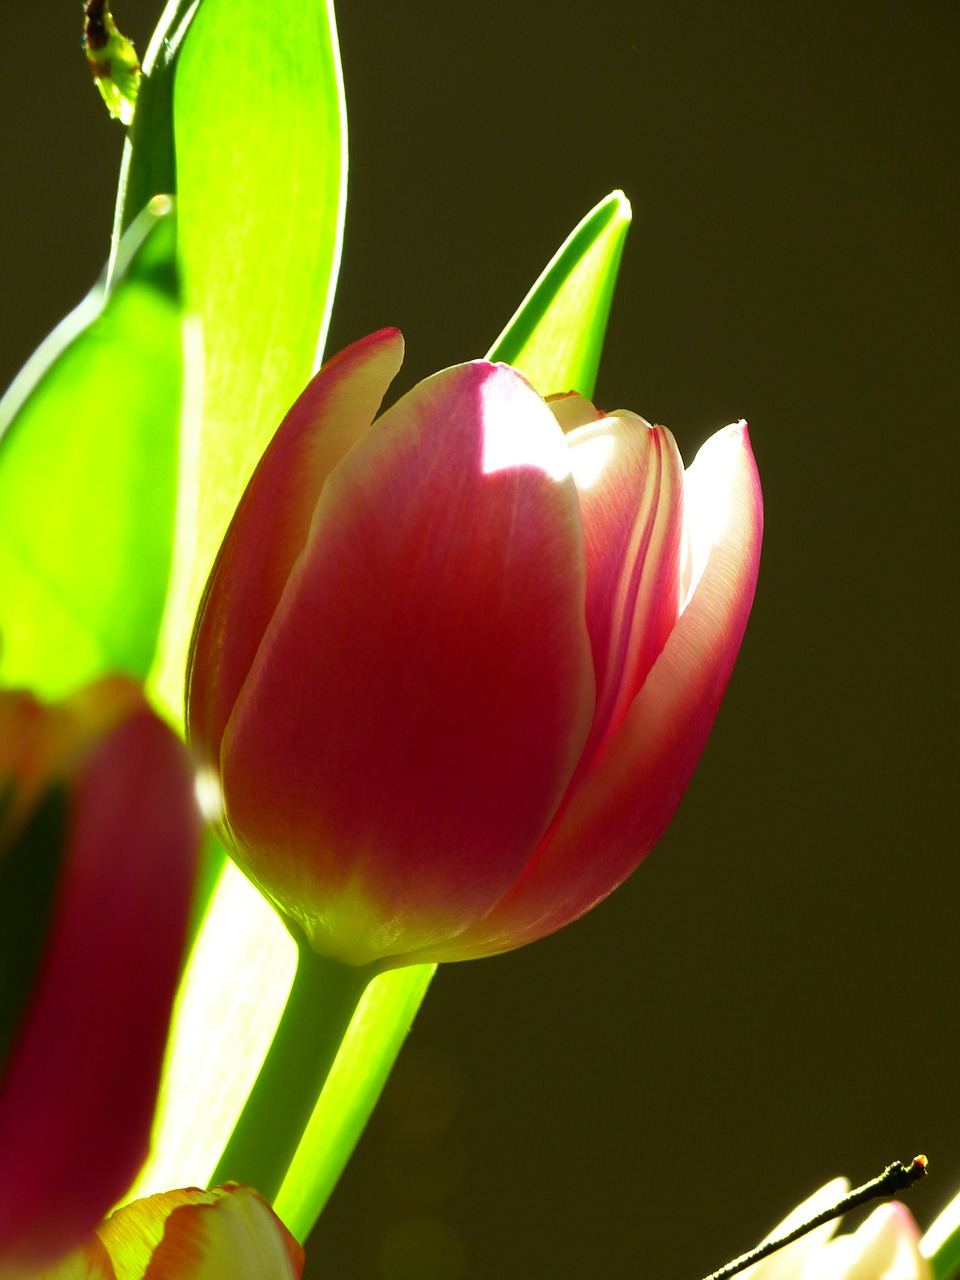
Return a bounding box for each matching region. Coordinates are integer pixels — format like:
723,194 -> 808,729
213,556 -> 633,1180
210,938 -> 375,1204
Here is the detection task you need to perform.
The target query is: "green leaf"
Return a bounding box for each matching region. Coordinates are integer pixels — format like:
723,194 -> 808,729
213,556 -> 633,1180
487,189 -> 631,400
0,199 -> 181,698
924,1193 -> 960,1280
149,0 -> 348,717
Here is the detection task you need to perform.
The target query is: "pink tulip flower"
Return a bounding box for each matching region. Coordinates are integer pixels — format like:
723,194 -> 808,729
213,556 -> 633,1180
35,1183 -> 304,1280
187,328 -> 762,968
0,678 -> 200,1271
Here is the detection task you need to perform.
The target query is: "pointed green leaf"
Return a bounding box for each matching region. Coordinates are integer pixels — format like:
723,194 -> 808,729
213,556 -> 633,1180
149,0 -> 348,715
0,199 -> 181,698
487,189 -> 631,399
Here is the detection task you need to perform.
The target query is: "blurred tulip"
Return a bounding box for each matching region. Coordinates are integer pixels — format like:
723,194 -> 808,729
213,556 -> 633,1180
188,327 -> 762,967
742,1179 -> 931,1280
29,1183 -> 303,1280
0,678 -> 200,1272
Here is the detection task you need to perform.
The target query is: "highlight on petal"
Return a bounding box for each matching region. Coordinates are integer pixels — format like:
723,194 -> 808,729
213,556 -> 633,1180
813,1204 -> 931,1280
97,1184 -> 304,1280
430,421 -> 761,960
545,391 -> 605,435
187,328 -> 405,773
0,691 -> 201,1270
220,361 -> 596,965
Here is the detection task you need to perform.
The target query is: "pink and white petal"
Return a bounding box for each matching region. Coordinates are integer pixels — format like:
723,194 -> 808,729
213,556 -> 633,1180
566,413 -> 684,772
187,328 -> 405,770
98,1185 -> 303,1280
546,391 -> 605,434
221,361 -> 595,966
430,422 -> 761,960
0,711 -> 200,1270
815,1204 -> 931,1280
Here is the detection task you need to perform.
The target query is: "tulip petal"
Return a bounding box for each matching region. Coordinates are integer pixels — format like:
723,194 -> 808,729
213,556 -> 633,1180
545,391 -> 604,434
0,706 -> 200,1268
221,361 -> 595,965
819,1204 -> 931,1280
436,422 -> 761,959
567,413 -> 684,771
28,1236 -> 116,1280
96,1184 -> 303,1280
187,328 -> 405,772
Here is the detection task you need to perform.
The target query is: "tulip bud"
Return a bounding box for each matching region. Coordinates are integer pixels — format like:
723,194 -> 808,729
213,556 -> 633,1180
0,677 -> 201,1271
36,1182 -> 303,1280
188,328 -> 762,968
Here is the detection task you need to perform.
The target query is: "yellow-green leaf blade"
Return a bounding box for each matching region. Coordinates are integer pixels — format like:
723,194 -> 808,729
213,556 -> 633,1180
486,189 -> 631,399
150,0 -> 347,717
0,200 -> 181,698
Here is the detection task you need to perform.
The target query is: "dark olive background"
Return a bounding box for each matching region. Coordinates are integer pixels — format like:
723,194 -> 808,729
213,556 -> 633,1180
3,5 -> 958,1279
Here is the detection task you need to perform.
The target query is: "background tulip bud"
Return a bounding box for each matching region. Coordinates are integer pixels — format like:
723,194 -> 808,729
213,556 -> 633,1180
0,677 -> 201,1271
188,328 -> 762,969
37,1182 -> 304,1280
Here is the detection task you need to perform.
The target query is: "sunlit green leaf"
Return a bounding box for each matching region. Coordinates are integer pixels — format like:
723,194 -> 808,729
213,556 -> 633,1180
487,189 -> 631,400
149,0 -> 347,716
923,1193 -> 960,1280
0,199 -> 181,698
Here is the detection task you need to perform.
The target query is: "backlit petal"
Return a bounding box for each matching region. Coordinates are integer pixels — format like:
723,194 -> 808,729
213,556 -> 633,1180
0,706 -> 200,1268
433,422 -> 761,958
815,1204 -> 931,1280
221,361 -> 595,965
187,329 -> 404,771
567,413 -> 684,771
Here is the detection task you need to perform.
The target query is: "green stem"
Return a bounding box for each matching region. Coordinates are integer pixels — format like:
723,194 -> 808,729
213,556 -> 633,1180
210,939 -> 375,1203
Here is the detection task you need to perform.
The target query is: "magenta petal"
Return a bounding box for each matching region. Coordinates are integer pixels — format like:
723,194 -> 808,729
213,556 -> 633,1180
435,422 -> 762,959
0,708 -> 200,1270
188,328 -> 405,770
221,362 -> 596,965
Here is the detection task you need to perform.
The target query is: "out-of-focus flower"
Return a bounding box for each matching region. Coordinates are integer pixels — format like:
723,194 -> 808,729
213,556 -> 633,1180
28,1183 -> 304,1280
0,678 -> 201,1272
743,1179 -> 931,1280
188,327 -> 762,968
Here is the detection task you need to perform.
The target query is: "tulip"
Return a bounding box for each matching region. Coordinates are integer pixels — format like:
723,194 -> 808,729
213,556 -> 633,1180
30,1183 -> 304,1280
187,328 -> 762,968
742,1179 -> 931,1280
0,678 -> 200,1272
